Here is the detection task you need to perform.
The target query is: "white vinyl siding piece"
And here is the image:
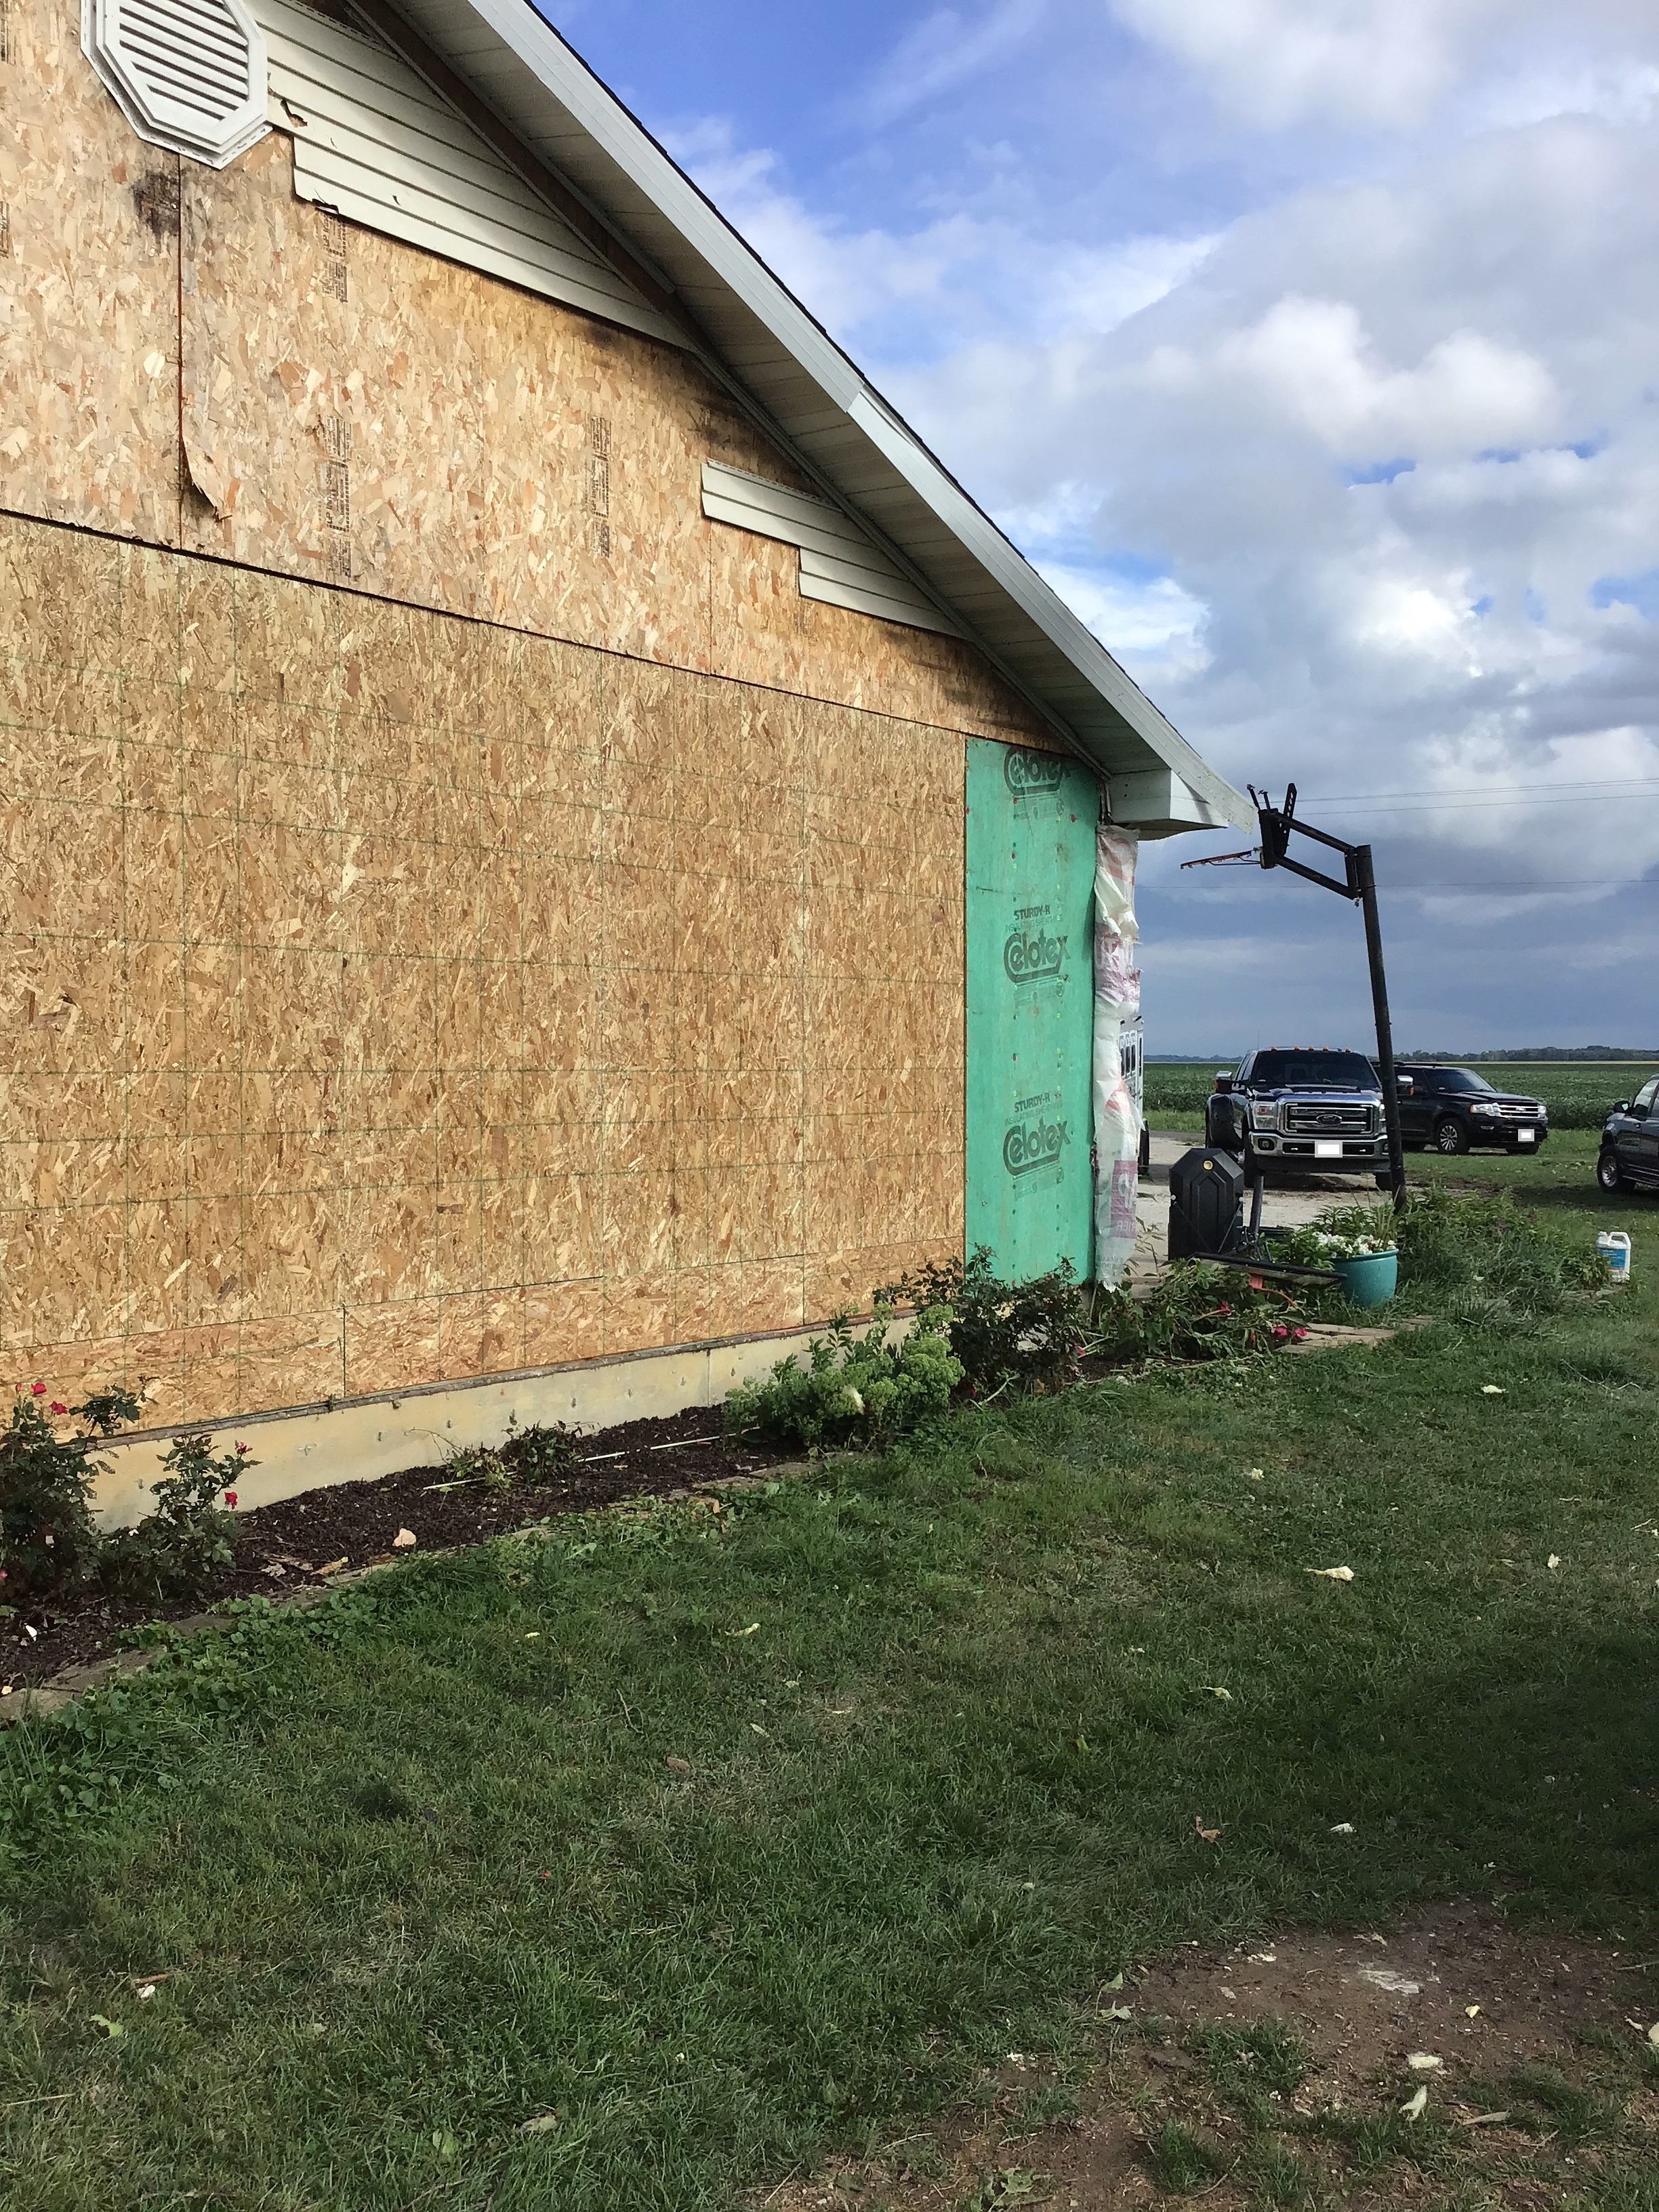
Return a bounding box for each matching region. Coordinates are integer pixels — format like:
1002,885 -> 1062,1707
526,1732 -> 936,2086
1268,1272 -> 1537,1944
253,0 -> 683,348
83,0 -> 270,166
701,461 -> 959,638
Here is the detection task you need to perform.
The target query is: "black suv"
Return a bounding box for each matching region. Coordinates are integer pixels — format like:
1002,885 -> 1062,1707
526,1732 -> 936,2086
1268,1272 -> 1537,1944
1597,1076 -> 1659,1191
1206,1048 -> 1389,1183
1395,1065 -> 1548,1156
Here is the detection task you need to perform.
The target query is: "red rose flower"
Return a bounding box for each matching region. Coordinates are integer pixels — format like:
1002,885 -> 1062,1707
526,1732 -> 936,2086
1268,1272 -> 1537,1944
49,1402 -> 67,1415
235,1441 -> 251,1455
30,1382 -> 45,1395
224,1490 -> 239,1509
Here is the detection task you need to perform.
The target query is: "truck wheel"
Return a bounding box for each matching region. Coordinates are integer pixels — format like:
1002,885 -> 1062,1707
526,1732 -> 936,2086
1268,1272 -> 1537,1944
1434,1118 -> 1467,1155
1597,1149 -> 1625,1193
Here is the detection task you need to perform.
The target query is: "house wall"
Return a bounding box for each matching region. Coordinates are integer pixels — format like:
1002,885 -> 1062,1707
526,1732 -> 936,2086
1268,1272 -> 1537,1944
0,0 -> 1054,1439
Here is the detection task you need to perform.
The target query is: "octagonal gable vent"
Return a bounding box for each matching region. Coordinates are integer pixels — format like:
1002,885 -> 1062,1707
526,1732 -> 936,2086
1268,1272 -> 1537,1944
83,0 -> 269,168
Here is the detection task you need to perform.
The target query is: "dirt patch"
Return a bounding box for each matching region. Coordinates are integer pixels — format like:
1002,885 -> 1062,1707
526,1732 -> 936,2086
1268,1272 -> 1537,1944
3,1406 -> 799,1694
761,1908 -> 1659,2210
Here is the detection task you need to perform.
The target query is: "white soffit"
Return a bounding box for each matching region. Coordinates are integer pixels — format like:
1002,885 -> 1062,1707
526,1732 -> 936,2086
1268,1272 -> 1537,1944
252,0 -> 682,346
701,462 -> 961,638
83,0 -> 270,167
1106,767 -> 1235,841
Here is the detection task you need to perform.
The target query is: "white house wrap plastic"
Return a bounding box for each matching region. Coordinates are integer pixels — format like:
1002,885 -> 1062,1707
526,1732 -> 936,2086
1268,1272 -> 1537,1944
1092,825 -> 1143,1287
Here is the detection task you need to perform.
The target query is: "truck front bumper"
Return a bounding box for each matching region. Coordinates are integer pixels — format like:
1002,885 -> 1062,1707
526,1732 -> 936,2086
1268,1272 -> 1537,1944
1248,1132 -> 1387,1170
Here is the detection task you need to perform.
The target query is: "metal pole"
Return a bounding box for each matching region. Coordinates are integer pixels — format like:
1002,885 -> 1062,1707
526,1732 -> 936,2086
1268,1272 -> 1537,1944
1355,844 -> 1406,1210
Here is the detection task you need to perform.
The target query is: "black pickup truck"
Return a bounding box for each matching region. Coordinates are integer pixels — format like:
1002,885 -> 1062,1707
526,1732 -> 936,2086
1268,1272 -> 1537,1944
1205,1048 -> 1390,1185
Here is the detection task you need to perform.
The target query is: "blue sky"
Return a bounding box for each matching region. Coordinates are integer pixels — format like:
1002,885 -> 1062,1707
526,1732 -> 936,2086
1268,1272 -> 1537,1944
552,0 -> 1659,1054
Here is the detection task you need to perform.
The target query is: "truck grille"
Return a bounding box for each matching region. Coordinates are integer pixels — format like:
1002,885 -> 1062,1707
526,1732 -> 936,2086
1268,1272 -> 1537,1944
1282,1101 -> 1375,1136
1498,1103 -> 1541,1121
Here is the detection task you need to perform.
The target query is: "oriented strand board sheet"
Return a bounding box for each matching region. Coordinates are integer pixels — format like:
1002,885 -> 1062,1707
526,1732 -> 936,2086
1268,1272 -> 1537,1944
0,0 -> 1064,1429
1,0 -> 1047,751
0,514 -> 969,1429
964,739 -> 1099,1280
171,105 -> 1042,742
0,0 -> 182,544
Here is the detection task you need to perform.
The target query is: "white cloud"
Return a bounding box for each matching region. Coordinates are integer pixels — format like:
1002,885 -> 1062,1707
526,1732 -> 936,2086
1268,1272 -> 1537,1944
859,0 -> 1048,127
1107,0 -> 1504,131
1472,59 -> 1659,131
663,119 -> 970,329
1045,232 -> 1221,339
1210,301 -> 1559,458
1033,562 -> 1212,684
665,117 -> 1213,348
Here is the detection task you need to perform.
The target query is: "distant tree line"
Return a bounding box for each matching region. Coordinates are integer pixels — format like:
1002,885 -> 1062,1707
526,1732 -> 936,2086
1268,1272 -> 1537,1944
1148,1047 -> 1659,1065
1403,1047 -> 1659,1063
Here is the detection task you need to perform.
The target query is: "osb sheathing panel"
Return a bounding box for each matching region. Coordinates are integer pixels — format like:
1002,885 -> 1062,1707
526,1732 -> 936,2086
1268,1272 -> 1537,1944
1,0 -> 1045,748
0,0 -> 182,544
170,114 -> 1044,741
0,514 -> 967,1429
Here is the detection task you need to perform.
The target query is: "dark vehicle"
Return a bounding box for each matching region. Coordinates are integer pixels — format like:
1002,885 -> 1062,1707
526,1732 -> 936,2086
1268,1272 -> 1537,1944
1395,1064 -> 1549,1157
1597,1076 -> 1659,1192
1205,1047 -> 1389,1185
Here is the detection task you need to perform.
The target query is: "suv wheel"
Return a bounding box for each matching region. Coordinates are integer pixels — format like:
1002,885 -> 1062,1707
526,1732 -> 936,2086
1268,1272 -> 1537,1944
1433,1118 -> 1467,1155
1597,1149 -> 1625,1193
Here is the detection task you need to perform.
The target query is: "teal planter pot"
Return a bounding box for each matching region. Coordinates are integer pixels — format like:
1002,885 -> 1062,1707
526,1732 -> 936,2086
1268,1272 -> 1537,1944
1331,1250 -> 1398,1309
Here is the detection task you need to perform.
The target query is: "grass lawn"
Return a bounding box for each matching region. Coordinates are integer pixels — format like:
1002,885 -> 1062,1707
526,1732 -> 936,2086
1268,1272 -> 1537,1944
3,1164 -> 1658,2209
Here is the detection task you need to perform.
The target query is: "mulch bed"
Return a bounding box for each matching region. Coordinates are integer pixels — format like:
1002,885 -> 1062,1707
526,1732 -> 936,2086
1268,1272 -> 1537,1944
4,1406 -> 800,1694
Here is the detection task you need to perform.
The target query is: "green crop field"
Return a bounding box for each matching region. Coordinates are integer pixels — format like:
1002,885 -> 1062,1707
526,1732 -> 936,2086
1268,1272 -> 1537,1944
1145,1059 -> 1659,1131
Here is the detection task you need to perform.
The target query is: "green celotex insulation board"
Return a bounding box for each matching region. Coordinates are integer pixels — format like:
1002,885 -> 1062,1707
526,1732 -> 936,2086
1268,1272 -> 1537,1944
965,739 -> 1099,1281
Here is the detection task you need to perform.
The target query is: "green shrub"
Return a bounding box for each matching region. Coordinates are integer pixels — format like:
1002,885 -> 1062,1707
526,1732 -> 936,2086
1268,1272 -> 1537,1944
105,1431 -> 253,1601
500,1416 -> 578,1483
438,1420 -> 578,1497
875,1246 -> 1087,1394
441,1443 -> 514,1494
724,1305 -> 962,1450
0,1383 -> 142,1608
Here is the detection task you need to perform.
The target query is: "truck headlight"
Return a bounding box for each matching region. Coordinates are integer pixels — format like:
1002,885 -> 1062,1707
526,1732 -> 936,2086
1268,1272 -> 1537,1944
1250,1103 -> 1278,1130
1472,1101 -> 1500,1115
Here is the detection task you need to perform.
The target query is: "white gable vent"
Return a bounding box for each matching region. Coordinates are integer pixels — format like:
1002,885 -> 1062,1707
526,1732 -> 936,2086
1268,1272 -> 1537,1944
83,0 -> 269,168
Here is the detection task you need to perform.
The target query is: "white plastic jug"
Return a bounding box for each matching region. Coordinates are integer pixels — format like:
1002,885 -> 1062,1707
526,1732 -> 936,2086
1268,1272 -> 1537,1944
1596,1230 -> 1632,1285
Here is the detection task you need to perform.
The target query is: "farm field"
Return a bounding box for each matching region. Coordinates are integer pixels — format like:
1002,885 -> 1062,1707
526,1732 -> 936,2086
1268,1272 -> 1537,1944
1146,1060 -> 1659,1132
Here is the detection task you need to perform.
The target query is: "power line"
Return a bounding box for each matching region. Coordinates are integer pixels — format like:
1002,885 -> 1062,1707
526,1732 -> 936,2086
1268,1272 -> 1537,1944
1150,875 -> 1657,893
1296,775 -> 1659,813
1303,792 -> 1659,815
1382,879 -> 1658,893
